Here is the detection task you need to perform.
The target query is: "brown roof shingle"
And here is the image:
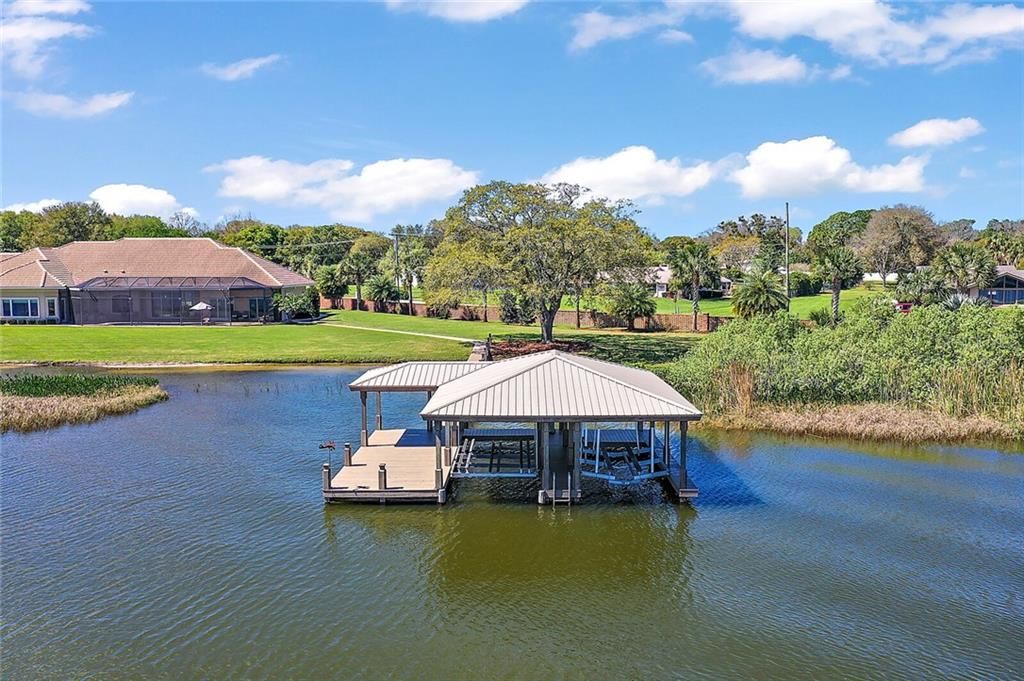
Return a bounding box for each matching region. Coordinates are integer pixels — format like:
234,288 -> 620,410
0,248 -> 72,288
0,238 -> 313,289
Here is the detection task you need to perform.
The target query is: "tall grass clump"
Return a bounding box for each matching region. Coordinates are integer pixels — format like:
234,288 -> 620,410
1,373 -> 166,433
664,296 -> 1024,439
0,374 -> 158,397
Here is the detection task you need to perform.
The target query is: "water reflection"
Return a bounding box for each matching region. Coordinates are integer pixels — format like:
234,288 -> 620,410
3,367 -> 1023,680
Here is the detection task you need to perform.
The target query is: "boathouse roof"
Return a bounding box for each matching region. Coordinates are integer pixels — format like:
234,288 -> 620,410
349,361 -> 493,392
419,350 -> 702,422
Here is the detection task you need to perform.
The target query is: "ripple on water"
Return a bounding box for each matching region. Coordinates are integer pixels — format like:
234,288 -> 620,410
2,368 -> 1023,680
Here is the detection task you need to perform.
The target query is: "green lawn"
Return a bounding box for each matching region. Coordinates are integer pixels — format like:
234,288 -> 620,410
657,285 -> 881,317
0,323 -> 472,364
406,285 -> 884,320
323,309 -> 538,339
0,311 -> 702,365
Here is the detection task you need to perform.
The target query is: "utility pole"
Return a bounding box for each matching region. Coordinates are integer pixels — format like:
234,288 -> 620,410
393,230 -> 401,290
785,201 -> 791,310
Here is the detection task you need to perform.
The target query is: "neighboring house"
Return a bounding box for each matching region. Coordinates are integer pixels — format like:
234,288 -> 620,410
648,265 -> 731,298
650,265 -> 672,297
972,265 -> 1024,305
0,238 -> 313,324
863,272 -> 900,285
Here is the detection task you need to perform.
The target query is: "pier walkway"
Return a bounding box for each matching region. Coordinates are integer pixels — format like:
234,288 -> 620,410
323,429 -> 452,503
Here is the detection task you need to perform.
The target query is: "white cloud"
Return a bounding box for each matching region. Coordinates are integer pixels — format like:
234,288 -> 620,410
730,136 -> 927,198
0,14 -> 93,78
657,28 -> 693,43
828,64 -> 853,80
205,155 -> 479,222
385,0 -> 528,23
959,166 -> 977,179
88,184 -> 195,218
887,117 -> 985,148
569,4 -> 691,51
200,54 -> 281,81
568,2 -> 1023,69
727,0 -> 1024,68
4,0 -> 90,15
11,90 -> 133,117
539,146 -> 714,202
700,48 -> 813,84
3,198 -> 61,212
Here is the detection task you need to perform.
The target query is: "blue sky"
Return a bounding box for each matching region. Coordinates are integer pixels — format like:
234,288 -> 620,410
2,0 -> 1023,238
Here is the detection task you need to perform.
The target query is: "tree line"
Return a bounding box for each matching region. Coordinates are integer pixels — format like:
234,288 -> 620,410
3,193 -> 1021,339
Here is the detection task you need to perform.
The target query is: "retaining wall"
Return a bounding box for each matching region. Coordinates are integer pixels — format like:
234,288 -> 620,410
322,297 -> 727,333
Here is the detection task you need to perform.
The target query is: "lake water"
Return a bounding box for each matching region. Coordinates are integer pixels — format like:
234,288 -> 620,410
2,367 -> 1023,680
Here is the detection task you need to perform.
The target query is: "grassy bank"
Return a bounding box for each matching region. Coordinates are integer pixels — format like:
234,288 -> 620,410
0,374 -> 168,433
697,403 -> 1019,444
663,300 -> 1024,444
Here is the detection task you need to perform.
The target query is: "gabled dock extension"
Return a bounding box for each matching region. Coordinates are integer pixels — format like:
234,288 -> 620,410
323,350 -> 702,504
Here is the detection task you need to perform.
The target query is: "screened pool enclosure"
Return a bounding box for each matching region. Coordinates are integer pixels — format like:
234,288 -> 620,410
69,276 -> 276,325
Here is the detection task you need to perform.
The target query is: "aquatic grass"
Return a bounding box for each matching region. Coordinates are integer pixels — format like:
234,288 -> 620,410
698,403 -> 1019,444
0,373 -> 168,433
0,373 -> 158,397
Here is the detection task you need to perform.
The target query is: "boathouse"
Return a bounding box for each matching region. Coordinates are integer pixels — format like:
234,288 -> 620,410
322,350 -> 702,504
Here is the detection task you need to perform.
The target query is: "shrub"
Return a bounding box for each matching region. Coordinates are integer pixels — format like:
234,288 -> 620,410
423,287 -> 460,319
808,307 -> 843,327
788,271 -> 823,297
273,290 -> 319,319
364,274 -> 400,310
605,283 -> 657,331
732,269 -> 788,318
499,291 -> 537,325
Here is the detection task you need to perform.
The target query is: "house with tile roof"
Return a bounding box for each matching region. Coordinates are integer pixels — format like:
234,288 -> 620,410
0,238 -> 314,324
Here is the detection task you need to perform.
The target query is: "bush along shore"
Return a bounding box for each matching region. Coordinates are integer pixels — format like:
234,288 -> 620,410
0,374 -> 168,433
662,298 -> 1024,444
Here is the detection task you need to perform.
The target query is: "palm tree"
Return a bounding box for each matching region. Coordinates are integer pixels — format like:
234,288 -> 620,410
667,242 -> 720,327
339,250 -> 376,311
364,274 -> 400,310
813,246 -> 863,324
731,269 -> 788,319
932,242 -> 997,295
607,283 -> 657,331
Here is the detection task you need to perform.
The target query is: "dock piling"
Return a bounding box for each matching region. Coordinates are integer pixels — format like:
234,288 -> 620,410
321,462 -> 331,491
378,463 -> 388,490
343,442 -> 352,466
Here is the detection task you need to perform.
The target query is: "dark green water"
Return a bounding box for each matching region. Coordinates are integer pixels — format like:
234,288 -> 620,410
2,368 -> 1022,680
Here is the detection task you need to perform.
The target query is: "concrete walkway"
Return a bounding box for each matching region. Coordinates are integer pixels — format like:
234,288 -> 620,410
319,322 -> 474,343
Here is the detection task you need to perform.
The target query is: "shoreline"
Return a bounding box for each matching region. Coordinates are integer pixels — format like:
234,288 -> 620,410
3,362 -> 1021,446
0,360 -> 382,370
695,403 -> 1022,446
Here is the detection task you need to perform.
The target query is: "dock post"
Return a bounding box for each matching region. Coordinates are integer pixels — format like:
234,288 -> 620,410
343,442 -> 352,466
378,463 -> 388,490
322,462 -> 331,491
662,421 -> 670,467
360,392 -> 368,446
426,392 -> 433,432
375,391 -> 383,430
678,420 -> 687,498
435,426 -> 444,488
538,425 -> 550,504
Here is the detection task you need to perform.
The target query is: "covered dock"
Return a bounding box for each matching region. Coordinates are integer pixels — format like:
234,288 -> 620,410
322,351 -> 702,504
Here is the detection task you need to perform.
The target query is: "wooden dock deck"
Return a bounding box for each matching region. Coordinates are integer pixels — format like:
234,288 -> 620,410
323,429 -> 452,503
